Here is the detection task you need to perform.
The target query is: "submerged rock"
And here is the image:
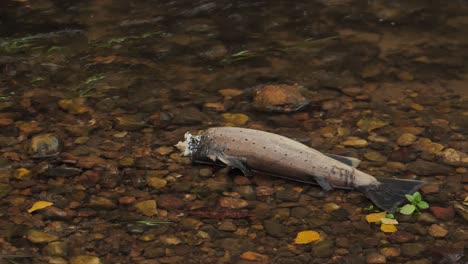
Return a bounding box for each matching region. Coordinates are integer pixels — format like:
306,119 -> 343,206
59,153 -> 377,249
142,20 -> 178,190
70,255 -> 102,264
30,133 -> 63,158
26,230 -> 59,243
406,159 -> 451,175
253,84 -> 309,112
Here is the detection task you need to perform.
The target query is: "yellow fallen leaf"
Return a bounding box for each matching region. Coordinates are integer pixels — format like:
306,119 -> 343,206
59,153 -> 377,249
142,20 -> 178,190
380,224 -> 397,233
27,201 -> 53,213
365,211 -> 387,223
15,168 -> 32,180
380,218 -> 398,225
294,230 -> 320,244
240,251 -> 268,262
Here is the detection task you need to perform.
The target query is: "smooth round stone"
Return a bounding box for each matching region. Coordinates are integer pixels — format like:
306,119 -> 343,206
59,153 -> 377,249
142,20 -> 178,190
342,138 -> 368,148
397,133 -> 417,146
70,255 -> 102,264
218,220 -> 237,232
379,247 -> 401,257
199,168 -> 213,177
26,230 -> 59,243
428,224 -> 448,238
30,133 -> 63,158
366,252 -> 386,263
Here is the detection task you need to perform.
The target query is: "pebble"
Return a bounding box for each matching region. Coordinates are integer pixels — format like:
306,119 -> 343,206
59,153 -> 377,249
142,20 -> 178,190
218,220 -> 237,231
275,187 -> 301,202
199,167 -> 213,177
240,251 -> 269,263
323,202 -> 341,213
417,212 -> 437,224
357,117 -> 388,132
404,259 -> 431,264
253,84 -> 309,112
30,133 -> 63,158
380,247 -> 401,257
336,248 -> 349,255
118,157 -> 134,167
414,138 -> 444,155
118,196 -> 135,205
341,138 -> 368,148
203,102 -> 225,112
146,176 -> 167,189
410,103 -> 424,111
70,256 -> 102,264
440,148 -> 468,166
234,185 -> 256,200
420,183 -> 440,194
26,230 -> 59,243
401,243 -> 426,257
219,197 -> 249,209
58,98 -> 89,114
291,207 -> 309,218
157,195 -> 184,210
134,200 -> 157,216
180,218 -> 203,230
155,146 -> 173,155
263,220 -> 285,237
406,159 -> 451,176
218,88 -> 244,97
397,133 -> 417,146
428,224 -> 448,238
256,186 -> 275,196
388,231 -> 414,243
233,175 -> 251,185
453,202 -> 468,221
311,240 -> 334,258
77,156 -> 106,169
162,236 -> 183,247
89,196 -> 116,209
366,252 -> 386,263
429,206 -> 455,221
341,87 -> 362,96
222,113 -> 249,126
364,151 -> 387,162
114,114 -> 146,131
43,241 -> 67,257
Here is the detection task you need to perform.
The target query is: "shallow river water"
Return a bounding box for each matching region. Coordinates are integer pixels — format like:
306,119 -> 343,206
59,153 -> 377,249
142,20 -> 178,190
0,1 -> 467,263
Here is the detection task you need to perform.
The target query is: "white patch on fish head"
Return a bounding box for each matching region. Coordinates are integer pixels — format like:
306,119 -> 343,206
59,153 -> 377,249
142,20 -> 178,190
175,132 -> 201,157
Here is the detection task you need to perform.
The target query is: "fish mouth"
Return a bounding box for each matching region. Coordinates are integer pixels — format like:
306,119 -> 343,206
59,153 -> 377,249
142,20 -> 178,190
175,132 -> 200,157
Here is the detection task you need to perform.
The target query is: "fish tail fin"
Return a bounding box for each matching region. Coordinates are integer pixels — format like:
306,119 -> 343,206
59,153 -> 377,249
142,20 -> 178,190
360,177 -> 425,213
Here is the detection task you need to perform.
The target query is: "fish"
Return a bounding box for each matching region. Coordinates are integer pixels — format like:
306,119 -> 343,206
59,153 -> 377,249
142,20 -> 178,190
175,127 -> 425,212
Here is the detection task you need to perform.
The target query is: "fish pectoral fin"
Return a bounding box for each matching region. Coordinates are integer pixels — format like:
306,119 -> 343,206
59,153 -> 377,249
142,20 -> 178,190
314,176 -> 334,191
217,154 -> 252,177
325,153 -> 361,167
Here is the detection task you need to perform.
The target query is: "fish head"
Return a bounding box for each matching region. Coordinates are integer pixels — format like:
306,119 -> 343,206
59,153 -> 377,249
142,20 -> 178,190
175,132 -> 201,157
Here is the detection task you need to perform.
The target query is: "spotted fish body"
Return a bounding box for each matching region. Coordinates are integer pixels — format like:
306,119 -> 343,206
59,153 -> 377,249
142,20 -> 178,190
176,127 -> 425,212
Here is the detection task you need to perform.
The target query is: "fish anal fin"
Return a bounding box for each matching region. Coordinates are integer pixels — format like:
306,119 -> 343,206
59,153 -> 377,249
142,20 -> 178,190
315,176 -> 334,191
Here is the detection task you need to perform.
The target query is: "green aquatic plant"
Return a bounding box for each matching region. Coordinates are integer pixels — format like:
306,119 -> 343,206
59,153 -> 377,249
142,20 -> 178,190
135,220 -> 172,226
221,35 -> 339,64
398,192 -> 429,215
98,31 -> 162,48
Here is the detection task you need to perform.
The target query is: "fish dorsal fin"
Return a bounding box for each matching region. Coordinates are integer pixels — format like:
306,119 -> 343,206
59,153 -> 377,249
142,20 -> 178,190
325,153 -> 361,167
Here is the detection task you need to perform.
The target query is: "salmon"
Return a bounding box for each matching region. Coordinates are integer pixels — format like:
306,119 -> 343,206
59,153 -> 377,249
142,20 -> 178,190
175,127 -> 425,212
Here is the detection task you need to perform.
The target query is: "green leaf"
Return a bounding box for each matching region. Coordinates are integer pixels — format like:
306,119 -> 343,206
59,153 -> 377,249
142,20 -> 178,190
399,204 -> 416,215
405,194 -> 414,203
417,201 -> 429,209
412,192 -> 422,203
385,214 -> 394,219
